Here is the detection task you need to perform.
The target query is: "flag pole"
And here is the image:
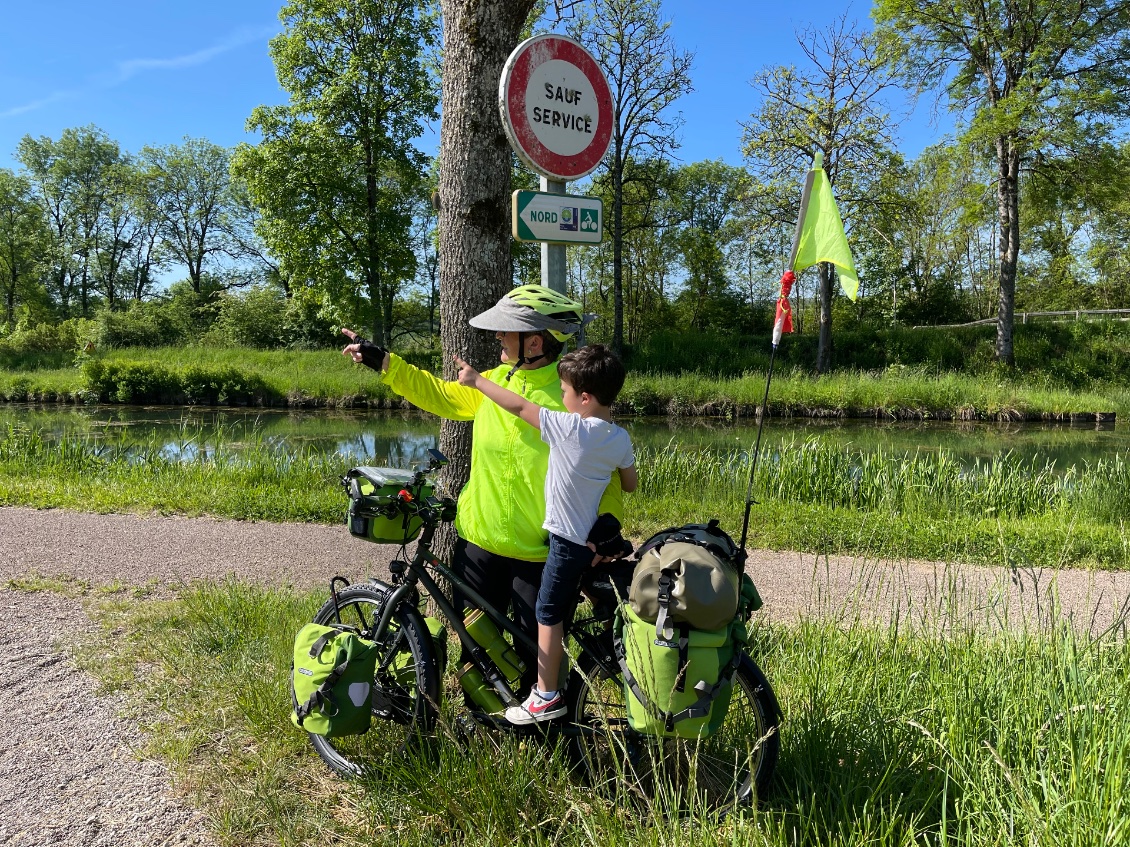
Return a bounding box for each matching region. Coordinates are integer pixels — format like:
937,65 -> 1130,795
737,154 -> 821,554
737,337 -> 778,550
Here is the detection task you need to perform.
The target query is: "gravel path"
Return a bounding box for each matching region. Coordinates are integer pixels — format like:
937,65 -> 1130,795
2,504 -> 1129,845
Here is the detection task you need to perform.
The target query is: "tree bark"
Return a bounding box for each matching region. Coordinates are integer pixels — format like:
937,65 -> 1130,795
435,0 -> 535,556
611,150 -> 625,355
994,134 -> 1020,366
815,261 -> 835,374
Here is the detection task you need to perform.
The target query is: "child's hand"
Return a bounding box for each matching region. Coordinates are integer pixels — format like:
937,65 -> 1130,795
453,356 -> 480,387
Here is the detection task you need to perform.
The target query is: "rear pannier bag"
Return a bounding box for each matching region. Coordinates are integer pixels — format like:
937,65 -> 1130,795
290,623 -> 380,737
614,605 -> 742,739
344,466 -> 433,544
616,519 -> 759,739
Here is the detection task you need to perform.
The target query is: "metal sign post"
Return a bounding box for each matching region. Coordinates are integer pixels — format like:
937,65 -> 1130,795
541,178 -> 567,292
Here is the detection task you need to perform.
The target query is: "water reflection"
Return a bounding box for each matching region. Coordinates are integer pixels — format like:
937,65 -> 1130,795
0,404 -> 1125,470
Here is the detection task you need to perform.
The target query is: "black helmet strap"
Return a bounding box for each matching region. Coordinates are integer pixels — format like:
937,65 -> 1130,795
504,331 -> 548,381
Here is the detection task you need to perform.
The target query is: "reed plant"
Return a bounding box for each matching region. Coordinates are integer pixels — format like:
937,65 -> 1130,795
62,559 -> 1130,846
3,425 -> 1129,568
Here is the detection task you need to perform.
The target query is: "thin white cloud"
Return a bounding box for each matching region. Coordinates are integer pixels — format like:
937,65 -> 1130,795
111,25 -> 277,82
1,24 -> 277,120
0,90 -> 74,119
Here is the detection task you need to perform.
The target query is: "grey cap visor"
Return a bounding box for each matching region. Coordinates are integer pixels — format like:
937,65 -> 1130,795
469,297 -> 594,335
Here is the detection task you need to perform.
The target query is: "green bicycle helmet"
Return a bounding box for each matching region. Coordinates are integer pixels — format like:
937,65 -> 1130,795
469,285 -> 595,379
469,284 -> 594,342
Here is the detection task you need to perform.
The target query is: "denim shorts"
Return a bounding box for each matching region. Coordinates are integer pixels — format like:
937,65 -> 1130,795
537,534 -> 593,626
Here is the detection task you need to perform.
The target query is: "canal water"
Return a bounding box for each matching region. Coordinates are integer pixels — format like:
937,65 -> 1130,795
1,404 -> 1125,470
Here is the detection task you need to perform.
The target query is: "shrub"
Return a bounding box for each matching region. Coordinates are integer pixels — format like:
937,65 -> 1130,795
94,302 -> 183,348
208,286 -> 289,349
283,287 -> 346,350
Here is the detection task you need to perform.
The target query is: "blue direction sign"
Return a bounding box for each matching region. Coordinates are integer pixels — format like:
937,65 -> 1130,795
512,190 -> 603,244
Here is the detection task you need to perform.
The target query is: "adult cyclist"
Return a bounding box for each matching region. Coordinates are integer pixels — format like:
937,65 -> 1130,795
341,285 -> 627,694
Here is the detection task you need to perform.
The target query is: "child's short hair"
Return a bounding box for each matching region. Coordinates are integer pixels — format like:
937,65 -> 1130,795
557,344 -> 626,407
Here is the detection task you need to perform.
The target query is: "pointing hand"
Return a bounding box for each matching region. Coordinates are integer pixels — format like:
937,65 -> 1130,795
453,355 -> 480,387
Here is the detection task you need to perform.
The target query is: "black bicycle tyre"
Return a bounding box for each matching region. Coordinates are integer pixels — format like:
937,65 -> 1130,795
567,649 -> 780,809
306,585 -> 441,778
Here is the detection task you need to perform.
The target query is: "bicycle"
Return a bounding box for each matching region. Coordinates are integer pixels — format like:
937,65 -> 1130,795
300,448 -> 780,810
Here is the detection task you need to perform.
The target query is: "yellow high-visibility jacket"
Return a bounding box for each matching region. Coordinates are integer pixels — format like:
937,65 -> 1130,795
383,353 -> 623,562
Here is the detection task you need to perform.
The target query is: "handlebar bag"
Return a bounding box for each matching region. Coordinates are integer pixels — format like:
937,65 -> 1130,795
290,623 -> 380,737
344,466 -> 433,544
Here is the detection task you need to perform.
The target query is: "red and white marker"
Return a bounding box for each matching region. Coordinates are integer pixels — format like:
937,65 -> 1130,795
499,34 -> 614,182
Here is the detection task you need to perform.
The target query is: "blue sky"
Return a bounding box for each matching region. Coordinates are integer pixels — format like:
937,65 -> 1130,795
0,0 -> 950,169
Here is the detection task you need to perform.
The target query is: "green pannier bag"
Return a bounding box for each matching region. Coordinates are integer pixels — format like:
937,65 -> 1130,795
290,623 -> 381,737
614,605 -> 741,739
615,519 -> 760,739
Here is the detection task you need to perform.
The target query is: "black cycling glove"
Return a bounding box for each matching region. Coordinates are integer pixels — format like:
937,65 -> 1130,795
353,336 -> 388,371
587,513 -> 633,560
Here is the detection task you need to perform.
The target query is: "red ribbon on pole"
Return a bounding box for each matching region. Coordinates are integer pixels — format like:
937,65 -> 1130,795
773,270 -> 795,344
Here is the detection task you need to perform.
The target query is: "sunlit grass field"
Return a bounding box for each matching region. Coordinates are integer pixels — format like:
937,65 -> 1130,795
51,568 -> 1130,847
1,345 -> 1127,418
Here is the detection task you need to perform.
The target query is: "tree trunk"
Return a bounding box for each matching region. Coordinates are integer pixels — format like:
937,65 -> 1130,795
436,0 -> 535,556
611,150 -> 625,355
815,261 -> 834,374
4,273 -> 14,325
994,134 -> 1020,366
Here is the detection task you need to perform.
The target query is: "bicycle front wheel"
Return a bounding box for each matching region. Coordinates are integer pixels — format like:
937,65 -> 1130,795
306,585 -> 441,778
567,649 -> 780,811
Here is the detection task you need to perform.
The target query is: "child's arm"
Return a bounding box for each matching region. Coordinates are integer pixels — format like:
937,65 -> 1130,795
618,465 -> 638,493
454,355 -> 542,429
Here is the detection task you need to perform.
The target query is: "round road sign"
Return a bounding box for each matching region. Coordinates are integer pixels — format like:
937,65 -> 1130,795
499,34 -> 613,182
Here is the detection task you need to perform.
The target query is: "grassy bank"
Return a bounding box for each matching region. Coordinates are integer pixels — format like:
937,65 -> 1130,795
1,345 -> 1127,419
52,576 -> 1130,846
3,427 -> 1128,568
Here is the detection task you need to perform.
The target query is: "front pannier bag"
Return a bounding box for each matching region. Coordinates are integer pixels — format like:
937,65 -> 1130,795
291,623 -> 381,737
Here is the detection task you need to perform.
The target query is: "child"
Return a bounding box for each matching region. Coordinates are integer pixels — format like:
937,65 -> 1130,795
454,344 -> 637,724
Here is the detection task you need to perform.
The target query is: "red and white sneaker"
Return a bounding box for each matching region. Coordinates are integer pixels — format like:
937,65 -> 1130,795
505,689 -> 565,725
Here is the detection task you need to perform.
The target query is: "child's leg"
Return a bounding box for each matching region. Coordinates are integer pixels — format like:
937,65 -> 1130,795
538,621 -> 566,693
506,535 -> 590,724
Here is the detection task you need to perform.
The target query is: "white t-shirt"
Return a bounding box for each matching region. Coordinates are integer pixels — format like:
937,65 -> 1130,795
539,408 -> 635,546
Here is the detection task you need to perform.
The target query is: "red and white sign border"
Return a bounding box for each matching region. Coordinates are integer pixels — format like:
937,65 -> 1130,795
499,34 -> 614,182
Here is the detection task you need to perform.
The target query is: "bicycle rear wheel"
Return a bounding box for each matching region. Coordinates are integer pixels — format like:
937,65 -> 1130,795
306,585 -> 441,777
567,648 -> 779,811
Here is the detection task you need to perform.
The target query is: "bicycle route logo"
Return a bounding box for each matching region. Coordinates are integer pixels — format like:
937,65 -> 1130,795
558,206 -> 599,233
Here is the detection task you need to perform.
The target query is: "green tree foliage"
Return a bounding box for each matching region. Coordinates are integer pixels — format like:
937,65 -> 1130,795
853,143 -> 994,326
576,157 -> 679,347
669,160 -> 754,333
875,0 -> 1130,365
139,138 -> 240,295
233,0 -> 439,348
1083,142 -> 1130,309
567,0 -> 692,354
1017,141 -> 1130,311
742,15 -> 901,373
17,126 -> 124,317
0,169 -> 48,329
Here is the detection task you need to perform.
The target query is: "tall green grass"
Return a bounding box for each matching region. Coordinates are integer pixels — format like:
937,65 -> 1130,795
64,568 -> 1130,846
3,425 -> 1129,567
638,439 -> 1130,567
